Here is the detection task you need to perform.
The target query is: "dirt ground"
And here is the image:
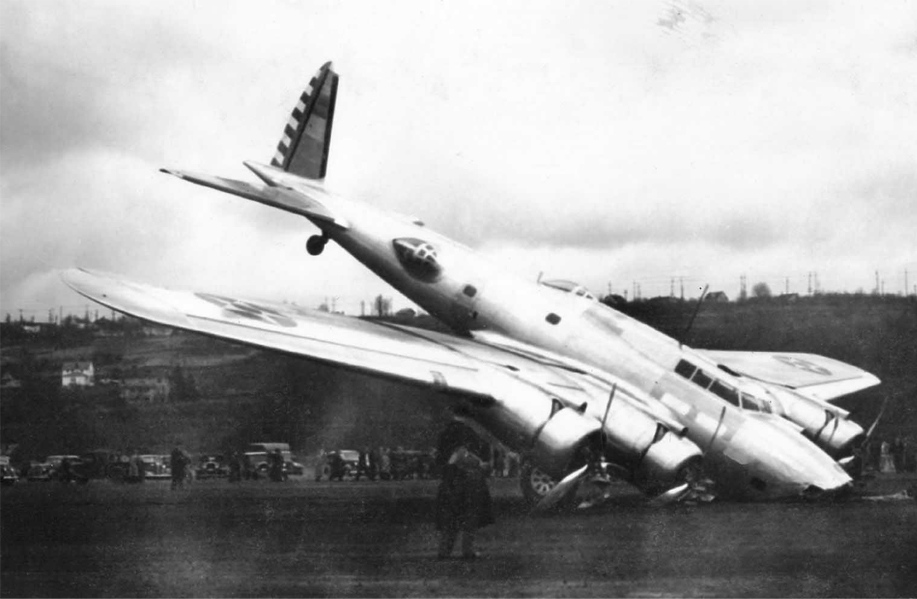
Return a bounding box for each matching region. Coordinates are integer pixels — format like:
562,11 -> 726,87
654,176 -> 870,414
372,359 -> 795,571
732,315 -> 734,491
2,475 -> 916,597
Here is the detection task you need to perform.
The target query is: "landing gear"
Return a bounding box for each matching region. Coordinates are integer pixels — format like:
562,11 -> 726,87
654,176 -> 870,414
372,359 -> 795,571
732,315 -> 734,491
306,234 -> 328,256
520,460 -> 557,506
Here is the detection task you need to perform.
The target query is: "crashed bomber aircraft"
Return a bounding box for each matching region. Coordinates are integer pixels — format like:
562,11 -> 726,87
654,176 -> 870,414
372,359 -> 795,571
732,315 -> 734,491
65,61 -> 881,508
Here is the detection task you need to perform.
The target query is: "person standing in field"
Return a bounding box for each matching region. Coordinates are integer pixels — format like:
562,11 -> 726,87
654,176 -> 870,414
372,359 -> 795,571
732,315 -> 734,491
170,446 -> 188,490
435,421 -> 494,560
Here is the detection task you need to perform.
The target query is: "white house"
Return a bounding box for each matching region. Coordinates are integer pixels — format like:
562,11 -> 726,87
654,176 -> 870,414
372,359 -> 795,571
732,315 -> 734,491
61,361 -> 95,387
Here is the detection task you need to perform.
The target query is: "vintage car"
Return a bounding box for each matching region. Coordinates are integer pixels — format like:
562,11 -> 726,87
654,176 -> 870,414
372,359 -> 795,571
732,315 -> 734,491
0,456 -> 18,486
26,462 -> 54,482
141,455 -> 171,479
196,454 -> 229,479
45,455 -> 83,479
314,449 -> 360,481
243,443 -> 304,479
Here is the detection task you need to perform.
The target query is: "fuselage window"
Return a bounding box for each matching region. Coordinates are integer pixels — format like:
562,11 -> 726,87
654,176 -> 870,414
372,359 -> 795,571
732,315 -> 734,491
691,369 -> 714,390
463,285 -> 477,298
710,380 -> 740,407
675,359 -> 697,379
546,313 -> 561,325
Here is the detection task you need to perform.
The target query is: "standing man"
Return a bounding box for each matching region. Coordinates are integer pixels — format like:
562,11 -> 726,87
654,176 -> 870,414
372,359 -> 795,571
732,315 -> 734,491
170,446 -> 188,490
435,421 -> 494,560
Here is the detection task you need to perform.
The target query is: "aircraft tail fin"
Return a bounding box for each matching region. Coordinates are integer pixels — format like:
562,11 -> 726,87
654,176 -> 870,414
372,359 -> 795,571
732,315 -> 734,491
270,61 -> 339,180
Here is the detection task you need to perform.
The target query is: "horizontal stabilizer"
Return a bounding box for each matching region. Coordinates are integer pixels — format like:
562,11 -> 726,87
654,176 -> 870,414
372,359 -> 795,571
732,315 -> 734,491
160,168 -> 349,229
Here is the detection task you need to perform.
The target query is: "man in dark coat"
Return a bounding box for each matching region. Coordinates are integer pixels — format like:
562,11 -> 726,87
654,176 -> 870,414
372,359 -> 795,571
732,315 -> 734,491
436,421 -> 494,559
170,447 -> 188,490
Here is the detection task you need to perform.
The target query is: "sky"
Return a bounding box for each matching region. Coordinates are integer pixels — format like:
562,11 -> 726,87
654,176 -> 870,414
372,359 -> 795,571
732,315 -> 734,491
2,0 -> 916,320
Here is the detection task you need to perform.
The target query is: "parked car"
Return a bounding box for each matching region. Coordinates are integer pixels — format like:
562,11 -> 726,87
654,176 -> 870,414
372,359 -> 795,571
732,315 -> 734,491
243,443 -> 304,478
26,462 -> 53,482
0,456 -> 18,486
45,455 -> 83,480
196,454 -> 229,479
141,455 -> 171,479
314,449 -> 360,481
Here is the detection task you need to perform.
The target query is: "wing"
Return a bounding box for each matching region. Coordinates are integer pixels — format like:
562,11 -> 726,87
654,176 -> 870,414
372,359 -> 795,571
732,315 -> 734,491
697,350 -> 880,402
63,269 -> 693,436
63,268 -> 492,400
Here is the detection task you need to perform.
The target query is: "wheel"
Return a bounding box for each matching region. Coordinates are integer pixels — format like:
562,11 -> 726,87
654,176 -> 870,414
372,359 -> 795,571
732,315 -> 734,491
306,235 -> 326,256
520,461 -> 558,506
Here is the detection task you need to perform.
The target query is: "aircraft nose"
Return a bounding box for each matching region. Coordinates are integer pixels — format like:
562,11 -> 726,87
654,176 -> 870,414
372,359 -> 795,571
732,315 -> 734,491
737,417 -> 852,498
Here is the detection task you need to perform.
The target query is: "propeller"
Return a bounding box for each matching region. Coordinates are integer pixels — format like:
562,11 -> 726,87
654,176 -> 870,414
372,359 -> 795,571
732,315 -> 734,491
841,395 -> 889,477
862,395 -> 889,445
532,385 -> 618,513
648,482 -> 691,507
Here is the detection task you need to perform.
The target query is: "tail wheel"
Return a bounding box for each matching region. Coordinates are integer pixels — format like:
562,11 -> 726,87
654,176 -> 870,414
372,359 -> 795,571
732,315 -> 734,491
306,235 -> 327,256
520,461 -> 558,506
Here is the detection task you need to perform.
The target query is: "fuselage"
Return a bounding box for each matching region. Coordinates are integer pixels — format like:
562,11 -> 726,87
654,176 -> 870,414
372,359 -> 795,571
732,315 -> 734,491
267,167 -> 852,500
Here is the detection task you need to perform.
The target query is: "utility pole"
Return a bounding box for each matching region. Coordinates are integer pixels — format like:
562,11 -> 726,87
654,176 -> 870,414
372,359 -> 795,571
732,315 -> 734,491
875,270 -> 880,294
808,272 -> 812,295
680,277 -> 684,300
670,277 -> 675,298
905,269 -> 909,296
785,277 -> 789,295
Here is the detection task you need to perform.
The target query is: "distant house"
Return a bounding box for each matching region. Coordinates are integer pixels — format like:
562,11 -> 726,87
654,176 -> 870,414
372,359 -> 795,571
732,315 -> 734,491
142,325 -> 174,337
705,291 -> 729,303
61,361 -> 95,387
120,377 -> 171,403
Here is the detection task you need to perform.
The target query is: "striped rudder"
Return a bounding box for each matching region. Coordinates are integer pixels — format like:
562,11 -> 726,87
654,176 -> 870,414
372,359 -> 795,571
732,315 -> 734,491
270,61 -> 339,180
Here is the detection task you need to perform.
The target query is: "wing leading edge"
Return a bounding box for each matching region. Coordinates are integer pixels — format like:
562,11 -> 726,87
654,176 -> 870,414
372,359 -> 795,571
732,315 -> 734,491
62,268 -> 492,400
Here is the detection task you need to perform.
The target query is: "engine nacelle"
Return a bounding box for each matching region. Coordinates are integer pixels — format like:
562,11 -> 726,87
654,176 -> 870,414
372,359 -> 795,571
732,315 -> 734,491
599,393 -> 702,493
461,367 -> 701,492
459,369 -> 602,479
529,406 -> 603,478
760,383 -> 864,457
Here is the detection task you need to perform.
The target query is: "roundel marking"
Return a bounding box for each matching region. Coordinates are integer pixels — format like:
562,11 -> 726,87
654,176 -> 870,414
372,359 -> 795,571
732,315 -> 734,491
196,293 -> 297,328
392,238 -> 442,282
772,355 -> 832,375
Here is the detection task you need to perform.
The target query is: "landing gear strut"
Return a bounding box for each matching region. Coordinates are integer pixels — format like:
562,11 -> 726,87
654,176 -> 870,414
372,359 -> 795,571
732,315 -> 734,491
306,234 -> 328,256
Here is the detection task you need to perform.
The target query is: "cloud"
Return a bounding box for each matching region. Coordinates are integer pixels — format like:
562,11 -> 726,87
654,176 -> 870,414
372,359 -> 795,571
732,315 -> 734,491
1,0 -> 916,318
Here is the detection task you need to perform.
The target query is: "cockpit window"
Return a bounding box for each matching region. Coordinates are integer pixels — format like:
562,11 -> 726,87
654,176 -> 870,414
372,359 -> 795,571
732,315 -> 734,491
691,369 -> 714,390
740,393 -> 762,412
710,380 -> 740,407
541,279 -> 596,301
675,359 -> 697,379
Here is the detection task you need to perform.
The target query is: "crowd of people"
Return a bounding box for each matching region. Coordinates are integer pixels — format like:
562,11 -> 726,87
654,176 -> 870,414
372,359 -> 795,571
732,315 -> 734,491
316,445 -> 522,483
